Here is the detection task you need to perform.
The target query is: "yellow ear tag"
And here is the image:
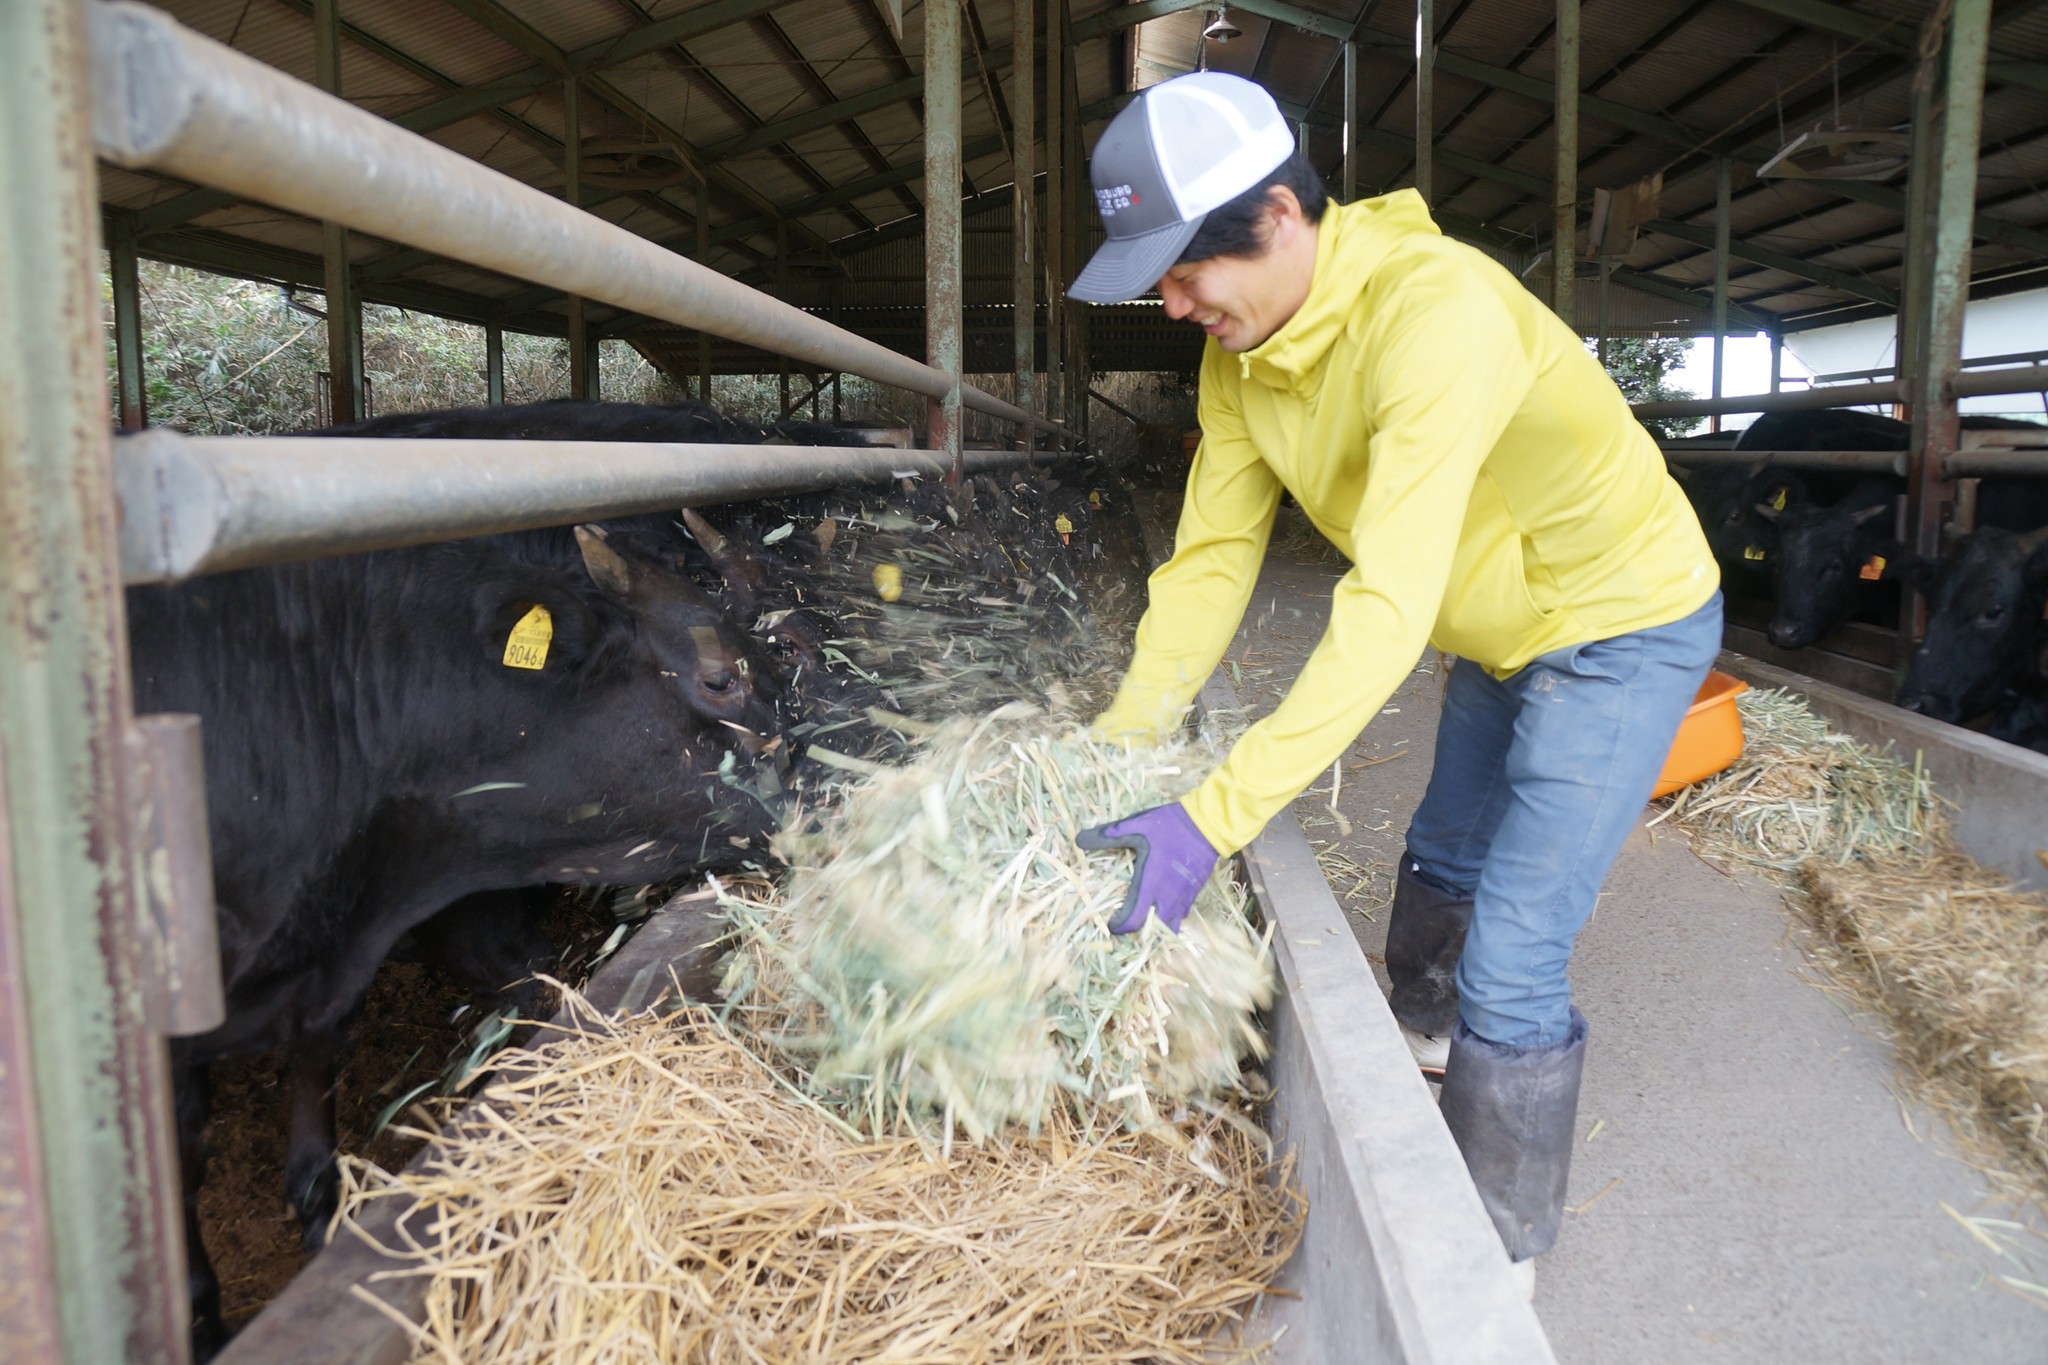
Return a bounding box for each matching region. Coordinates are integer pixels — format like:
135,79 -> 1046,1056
1771,489 -> 1788,511
1742,545 -> 1767,561
503,604 -> 553,670
1859,554 -> 1887,581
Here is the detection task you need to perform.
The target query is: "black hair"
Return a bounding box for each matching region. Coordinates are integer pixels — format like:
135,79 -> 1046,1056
1175,147 -> 1328,264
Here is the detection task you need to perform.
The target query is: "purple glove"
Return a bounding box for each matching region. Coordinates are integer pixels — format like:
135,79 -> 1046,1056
1075,803 -> 1219,934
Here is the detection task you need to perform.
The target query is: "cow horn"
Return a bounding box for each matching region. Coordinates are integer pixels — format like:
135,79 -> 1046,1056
2018,523 -> 2048,552
679,507 -> 728,556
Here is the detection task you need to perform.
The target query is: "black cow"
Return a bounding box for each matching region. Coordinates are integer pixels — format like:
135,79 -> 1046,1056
139,432 -> 798,1350
1729,411 -> 2048,649
1676,462 -> 1805,599
1894,525 -> 2048,723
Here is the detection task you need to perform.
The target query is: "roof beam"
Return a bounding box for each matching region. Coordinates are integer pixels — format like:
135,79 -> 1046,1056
1724,0 -> 2048,96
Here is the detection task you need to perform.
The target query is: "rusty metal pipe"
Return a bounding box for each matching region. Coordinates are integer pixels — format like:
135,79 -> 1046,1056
86,2 -> 1067,439
1631,363 -> 2048,421
1660,448 -> 1909,475
114,431 -> 1058,584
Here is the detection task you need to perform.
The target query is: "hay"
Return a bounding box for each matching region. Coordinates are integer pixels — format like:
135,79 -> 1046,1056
1658,687 -> 2048,1207
719,705 -> 1277,1141
1652,686 -> 1941,873
336,1004 -> 1303,1364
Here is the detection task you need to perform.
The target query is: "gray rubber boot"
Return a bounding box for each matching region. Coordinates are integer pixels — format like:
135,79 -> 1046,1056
1384,855 -> 1474,1037
1438,1008 -> 1588,1263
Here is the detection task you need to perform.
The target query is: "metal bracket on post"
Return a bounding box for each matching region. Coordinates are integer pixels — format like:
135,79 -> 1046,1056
125,714 -> 224,1038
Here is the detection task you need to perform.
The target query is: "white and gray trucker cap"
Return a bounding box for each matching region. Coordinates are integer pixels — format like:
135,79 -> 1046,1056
1067,73 -> 1297,304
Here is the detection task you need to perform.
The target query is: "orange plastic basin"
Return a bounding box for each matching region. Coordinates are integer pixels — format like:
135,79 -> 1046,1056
1651,670 -> 1749,799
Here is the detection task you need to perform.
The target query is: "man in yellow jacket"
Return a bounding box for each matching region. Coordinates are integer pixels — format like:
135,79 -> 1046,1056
1069,73 -> 1721,1285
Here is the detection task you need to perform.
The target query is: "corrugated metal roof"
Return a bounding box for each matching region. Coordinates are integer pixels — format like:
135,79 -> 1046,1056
102,0 -> 2048,366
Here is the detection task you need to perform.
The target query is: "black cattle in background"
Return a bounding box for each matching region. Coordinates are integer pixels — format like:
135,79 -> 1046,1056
1676,462 -> 1806,599
1894,525 -> 2048,725
141,400 -> 815,1354
1722,410 -> 2048,649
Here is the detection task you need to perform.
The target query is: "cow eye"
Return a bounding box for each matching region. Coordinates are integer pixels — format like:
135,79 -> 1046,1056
1981,603 -> 2007,625
702,669 -> 736,693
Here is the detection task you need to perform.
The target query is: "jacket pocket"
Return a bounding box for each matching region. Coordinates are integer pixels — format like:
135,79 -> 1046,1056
1430,475 -> 1555,664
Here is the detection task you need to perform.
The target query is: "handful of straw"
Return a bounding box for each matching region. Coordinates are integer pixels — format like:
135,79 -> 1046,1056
719,705 -> 1276,1140
336,1005 -> 1303,1364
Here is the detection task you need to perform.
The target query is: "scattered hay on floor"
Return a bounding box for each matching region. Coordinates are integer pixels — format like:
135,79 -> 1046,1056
1659,686 -> 2048,1209
719,705 -> 1277,1141
1799,856 -> 2048,1201
1652,686 -> 1942,873
1266,503 -> 1350,568
335,1005 -> 1303,1365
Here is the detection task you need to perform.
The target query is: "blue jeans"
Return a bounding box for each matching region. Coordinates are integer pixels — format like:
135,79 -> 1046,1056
1405,594 -> 1724,1047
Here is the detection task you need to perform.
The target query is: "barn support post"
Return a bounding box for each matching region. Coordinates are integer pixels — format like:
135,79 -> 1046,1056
109,217 -> 148,430
1414,0 -> 1434,206
485,321 -> 505,405
1012,0 -> 1037,449
564,77 -> 591,403
695,180 -> 712,403
1770,331 -> 1783,394
0,1 -> 188,1360
1549,0 -> 1577,324
1064,28 -> 1087,437
1044,0 -> 1065,438
1595,261 -> 1611,366
925,0 -> 965,481
1906,0 -> 1992,582
1342,40 -> 1358,203
314,0 -> 363,423
1710,159 -> 1731,434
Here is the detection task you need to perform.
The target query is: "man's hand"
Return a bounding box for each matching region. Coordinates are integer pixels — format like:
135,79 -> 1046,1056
1075,803 -> 1219,933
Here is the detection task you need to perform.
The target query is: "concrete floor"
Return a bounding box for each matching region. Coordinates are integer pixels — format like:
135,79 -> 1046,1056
1222,546 -> 2048,1365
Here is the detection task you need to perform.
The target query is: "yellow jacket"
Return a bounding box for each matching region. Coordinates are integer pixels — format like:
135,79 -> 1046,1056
1093,191 -> 1718,853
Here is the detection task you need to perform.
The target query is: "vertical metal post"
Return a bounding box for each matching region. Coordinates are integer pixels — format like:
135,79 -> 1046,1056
1595,261 -> 1611,366
1066,42 -> 1088,436
1770,331 -> 1783,394
1897,41 -> 1941,425
1414,0 -> 1434,206
0,2 -> 187,1360
1342,40 -> 1358,203
109,219 -> 147,430
315,0 -> 363,422
1550,0 -> 1577,324
1907,0 -> 1991,570
696,180 -> 712,403
1710,159 -> 1730,433
485,321 -> 504,405
564,77 -> 590,402
1044,0 -> 1065,435
926,0 -> 965,481
1012,0 -> 1037,448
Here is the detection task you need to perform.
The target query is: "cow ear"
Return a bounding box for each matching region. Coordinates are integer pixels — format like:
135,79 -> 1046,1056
575,524 -> 637,599
473,580 -> 619,675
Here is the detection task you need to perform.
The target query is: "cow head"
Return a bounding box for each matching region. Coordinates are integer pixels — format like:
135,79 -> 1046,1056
1758,483 -> 1897,650
450,526 -> 794,886
1895,525 -> 2048,722
1682,464 -> 1795,596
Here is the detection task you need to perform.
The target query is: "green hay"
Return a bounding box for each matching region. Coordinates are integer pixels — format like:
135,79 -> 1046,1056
718,705 -> 1276,1142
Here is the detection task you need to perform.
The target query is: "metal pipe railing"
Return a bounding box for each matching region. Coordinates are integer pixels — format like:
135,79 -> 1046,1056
116,432 -> 1052,584
1630,363 -> 2048,421
87,2 -> 1069,441
1660,448 -> 1909,475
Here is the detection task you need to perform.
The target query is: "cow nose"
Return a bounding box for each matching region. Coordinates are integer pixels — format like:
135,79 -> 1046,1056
1896,694 -> 1930,715
1767,621 -> 1805,649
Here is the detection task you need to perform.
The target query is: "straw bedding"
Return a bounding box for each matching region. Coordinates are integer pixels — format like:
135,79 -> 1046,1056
1658,687 -> 2048,1205
337,1007 -> 1303,1364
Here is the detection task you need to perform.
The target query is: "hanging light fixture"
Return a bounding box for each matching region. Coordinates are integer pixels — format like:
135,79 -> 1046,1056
1203,5 -> 1243,43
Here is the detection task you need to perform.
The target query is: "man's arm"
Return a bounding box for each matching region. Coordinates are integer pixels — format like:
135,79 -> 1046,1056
1092,349 -> 1282,742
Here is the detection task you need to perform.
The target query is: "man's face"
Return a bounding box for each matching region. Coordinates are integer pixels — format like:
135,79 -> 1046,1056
1156,252 -> 1293,352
